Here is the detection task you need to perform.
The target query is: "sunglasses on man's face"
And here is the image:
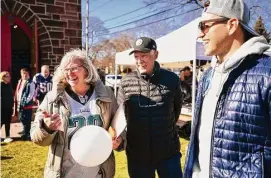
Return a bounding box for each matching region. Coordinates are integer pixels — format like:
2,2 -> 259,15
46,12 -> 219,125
198,18 -> 229,34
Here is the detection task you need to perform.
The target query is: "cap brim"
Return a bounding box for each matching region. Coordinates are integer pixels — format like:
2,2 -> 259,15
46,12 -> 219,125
128,48 -> 152,55
240,22 -> 260,36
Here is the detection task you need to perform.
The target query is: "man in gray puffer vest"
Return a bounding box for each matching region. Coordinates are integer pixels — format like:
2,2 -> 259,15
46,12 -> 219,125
184,0 -> 271,178
117,37 -> 183,178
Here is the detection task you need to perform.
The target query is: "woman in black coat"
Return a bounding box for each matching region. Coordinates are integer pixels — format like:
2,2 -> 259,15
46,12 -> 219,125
1,71 -> 14,143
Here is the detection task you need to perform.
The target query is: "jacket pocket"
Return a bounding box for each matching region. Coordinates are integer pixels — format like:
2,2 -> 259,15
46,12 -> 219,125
100,152 -> 115,178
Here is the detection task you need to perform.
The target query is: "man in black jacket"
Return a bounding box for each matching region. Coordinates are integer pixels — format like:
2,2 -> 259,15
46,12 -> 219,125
117,37 -> 182,178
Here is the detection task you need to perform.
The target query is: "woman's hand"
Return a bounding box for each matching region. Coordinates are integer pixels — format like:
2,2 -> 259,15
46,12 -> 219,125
109,127 -> 123,150
33,98 -> 40,106
112,136 -> 123,150
42,111 -> 62,131
12,110 -> 16,117
12,102 -> 16,117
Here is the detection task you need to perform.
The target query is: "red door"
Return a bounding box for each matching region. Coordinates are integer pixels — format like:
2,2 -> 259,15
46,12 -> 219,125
1,14 -> 33,73
1,14 -> 12,72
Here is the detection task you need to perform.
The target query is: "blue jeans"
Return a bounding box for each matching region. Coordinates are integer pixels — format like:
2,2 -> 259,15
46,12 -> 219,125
18,110 -> 32,138
127,153 -> 182,178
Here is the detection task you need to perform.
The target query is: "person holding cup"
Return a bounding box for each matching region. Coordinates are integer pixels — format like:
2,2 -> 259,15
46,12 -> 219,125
31,49 -> 118,178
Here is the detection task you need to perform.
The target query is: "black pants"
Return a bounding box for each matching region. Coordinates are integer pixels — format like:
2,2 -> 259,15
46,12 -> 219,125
127,153 -> 182,178
18,109 -> 32,138
1,108 -> 12,137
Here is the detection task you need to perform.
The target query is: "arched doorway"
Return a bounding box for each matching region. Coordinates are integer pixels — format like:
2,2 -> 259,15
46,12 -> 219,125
1,14 -> 36,89
11,21 -> 31,89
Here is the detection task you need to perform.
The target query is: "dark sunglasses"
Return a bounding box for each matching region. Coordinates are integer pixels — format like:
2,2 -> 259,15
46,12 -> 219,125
198,18 -> 229,33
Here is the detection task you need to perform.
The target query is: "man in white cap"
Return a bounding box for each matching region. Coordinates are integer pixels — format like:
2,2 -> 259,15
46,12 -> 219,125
184,0 -> 271,178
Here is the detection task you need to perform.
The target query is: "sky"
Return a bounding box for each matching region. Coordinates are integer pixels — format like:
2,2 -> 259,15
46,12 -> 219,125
82,0 -> 147,29
81,0 -> 271,43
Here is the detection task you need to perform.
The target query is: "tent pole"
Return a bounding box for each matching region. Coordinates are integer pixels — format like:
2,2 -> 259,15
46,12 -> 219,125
114,63 -> 118,96
192,48 -> 197,124
85,0 -> 89,56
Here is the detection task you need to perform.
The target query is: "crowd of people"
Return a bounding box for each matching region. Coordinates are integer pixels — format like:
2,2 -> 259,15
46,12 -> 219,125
1,0 -> 271,178
1,65 -> 53,141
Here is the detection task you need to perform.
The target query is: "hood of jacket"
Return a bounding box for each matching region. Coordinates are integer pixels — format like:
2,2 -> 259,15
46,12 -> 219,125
211,36 -> 271,73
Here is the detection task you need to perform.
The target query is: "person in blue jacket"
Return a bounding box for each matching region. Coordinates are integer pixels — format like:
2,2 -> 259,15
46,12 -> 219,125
14,68 -> 35,140
184,0 -> 271,178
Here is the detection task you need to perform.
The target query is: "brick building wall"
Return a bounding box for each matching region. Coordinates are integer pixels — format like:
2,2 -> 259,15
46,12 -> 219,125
1,0 -> 82,71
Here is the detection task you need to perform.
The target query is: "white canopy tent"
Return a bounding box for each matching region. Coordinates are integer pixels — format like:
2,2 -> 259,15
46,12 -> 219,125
115,17 -> 201,66
114,17 -> 204,118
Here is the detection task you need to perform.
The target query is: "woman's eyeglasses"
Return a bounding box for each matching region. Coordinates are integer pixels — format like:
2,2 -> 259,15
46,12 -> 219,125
4,75 -> 10,78
63,65 -> 82,74
198,18 -> 229,34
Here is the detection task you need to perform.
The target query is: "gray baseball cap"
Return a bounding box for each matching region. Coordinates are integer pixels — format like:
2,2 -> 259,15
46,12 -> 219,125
129,37 -> 157,55
204,0 -> 259,36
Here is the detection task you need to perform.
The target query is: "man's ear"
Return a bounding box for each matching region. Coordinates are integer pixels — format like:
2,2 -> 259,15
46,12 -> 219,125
155,51 -> 159,60
227,18 -> 239,36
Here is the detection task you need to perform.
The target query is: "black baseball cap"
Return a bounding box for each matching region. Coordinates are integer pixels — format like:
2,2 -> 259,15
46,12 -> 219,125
129,37 -> 157,55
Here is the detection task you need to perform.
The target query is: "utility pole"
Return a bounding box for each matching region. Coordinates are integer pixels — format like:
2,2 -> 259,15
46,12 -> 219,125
85,0 -> 89,57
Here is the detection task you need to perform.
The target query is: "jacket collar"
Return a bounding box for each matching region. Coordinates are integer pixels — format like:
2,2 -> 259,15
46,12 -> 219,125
93,80 -> 112,102
49,80 -> 112,104
211,36 -> 271,73
136,61 -> 161,81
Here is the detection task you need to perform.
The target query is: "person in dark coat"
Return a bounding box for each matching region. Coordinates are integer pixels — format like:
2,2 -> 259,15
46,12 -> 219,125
117,37 -> 183,178
180,66 -> 192,87
0,71 -> 14,143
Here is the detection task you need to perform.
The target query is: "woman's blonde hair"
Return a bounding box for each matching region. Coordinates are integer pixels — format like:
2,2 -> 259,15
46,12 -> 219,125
53,49 -> 100,89
0,71 -> 10,82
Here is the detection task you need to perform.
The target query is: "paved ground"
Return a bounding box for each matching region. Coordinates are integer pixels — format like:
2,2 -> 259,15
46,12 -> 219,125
1,122 -> 27,139
1,111 -> 36,140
